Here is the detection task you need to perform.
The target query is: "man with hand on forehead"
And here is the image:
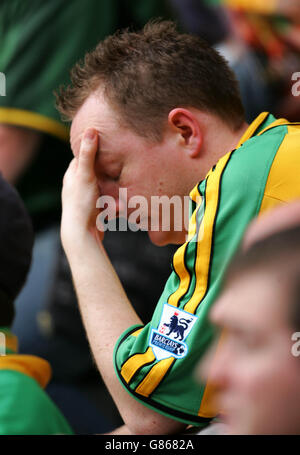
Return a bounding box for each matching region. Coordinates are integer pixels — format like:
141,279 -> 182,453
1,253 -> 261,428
57,21 -> 300,434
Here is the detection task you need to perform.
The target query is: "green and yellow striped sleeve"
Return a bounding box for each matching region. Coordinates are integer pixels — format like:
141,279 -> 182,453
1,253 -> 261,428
114,113 -> 300,426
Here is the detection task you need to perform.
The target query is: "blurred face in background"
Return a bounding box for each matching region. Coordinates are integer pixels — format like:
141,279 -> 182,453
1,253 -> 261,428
200,268 -> 300,434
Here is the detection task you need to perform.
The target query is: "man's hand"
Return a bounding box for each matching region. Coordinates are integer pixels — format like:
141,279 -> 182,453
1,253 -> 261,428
60,129 -> 186,434
61,128 -> 103,257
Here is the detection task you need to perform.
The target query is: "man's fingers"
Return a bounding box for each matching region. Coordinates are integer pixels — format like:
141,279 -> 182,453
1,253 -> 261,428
78,128 -> 98,179
63,157 -> 77,185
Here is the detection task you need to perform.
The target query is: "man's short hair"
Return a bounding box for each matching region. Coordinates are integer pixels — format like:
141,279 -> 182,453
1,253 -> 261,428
55,20 -> 245,141
225,225 -> 300,331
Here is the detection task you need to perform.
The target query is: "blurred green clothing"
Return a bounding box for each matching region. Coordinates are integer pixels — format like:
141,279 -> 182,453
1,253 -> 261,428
0,328 -> 73,435
0,0 -> 172,228
0,0 -> 171,130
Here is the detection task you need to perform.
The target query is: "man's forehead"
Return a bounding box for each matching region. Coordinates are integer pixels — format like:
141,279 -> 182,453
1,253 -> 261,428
211,272 -> 282,330
243,201 -> 300,250
70,91 -> 117,155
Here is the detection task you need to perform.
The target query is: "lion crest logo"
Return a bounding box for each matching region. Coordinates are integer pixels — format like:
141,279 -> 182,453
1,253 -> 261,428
163,313 -> 193,341
150,303 -> 198,360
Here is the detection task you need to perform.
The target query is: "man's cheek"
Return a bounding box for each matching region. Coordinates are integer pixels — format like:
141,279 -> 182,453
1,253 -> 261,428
229,362 -> 258,398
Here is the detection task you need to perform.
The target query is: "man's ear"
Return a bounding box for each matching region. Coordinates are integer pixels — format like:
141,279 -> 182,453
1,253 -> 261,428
168,108 -> 202,158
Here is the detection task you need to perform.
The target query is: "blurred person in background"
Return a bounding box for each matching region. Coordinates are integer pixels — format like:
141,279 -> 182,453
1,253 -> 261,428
199,224 -> 300,434
198,200 -> 300,434
0,0 -> 177,433
169,0 -> 229,47
0,174 -> 73,435
206,0 -> 300,120
244,199 -> 300,248
169,0 -> 276,121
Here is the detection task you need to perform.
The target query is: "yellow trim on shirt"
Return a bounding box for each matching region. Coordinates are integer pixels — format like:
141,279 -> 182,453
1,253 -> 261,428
184,151 -> 232,314
121,347 -> 155,384
225,0 -> 278,14
135,357 -> 175,397
0,355 -> 52,389
259,124 -> 300,214
258,118 -> 289,136
130,328 -> 144,338
0,107 -> 69,141
168,185 -> 202,308
236,112 -> 269,148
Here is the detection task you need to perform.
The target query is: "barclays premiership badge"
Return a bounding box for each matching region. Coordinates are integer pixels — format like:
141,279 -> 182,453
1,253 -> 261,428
150,303 -> 198,360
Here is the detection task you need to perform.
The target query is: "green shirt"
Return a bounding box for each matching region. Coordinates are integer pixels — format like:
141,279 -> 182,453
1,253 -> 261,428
0,328 -> 73,435
114,113 -> 300,426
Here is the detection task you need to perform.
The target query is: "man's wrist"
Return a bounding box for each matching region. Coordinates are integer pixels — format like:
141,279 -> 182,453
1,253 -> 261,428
62,228 -> 102,262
